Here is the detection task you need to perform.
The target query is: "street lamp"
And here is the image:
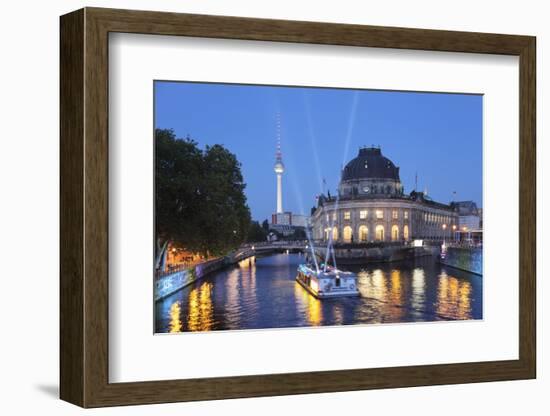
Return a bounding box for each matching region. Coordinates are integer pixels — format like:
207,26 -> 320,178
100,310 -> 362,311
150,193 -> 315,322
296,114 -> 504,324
442,224 -> 447,246
452,224 -> 457,242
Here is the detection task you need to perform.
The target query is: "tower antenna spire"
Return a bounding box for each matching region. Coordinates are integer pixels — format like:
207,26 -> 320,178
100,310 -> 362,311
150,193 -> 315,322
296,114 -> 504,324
276,112 -> 282,161
273,112 -> 285,214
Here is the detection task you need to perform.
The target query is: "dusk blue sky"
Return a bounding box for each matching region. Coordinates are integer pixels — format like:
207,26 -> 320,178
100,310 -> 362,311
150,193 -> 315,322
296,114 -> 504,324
155,81 -> 482,223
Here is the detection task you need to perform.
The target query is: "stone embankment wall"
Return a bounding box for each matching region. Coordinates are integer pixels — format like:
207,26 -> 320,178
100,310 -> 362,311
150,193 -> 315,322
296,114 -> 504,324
439,246 -> 482,275
314,245 -> 440,265
154,248 -> 254,301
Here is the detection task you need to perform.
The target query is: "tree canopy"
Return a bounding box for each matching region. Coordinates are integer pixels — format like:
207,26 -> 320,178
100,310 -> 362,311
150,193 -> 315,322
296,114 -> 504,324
155,129 -> 251,258
246,221 -> 267,243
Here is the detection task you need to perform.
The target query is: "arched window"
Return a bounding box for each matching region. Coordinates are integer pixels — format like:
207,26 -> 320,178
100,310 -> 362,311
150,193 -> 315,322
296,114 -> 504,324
359,225 -> 368,242
324,228 -> 330,241
375,225 -> 385,241
403,225 -> 409,241
332,227 -> 339,241
343,226 -> 353,243
391,225 -> 399,241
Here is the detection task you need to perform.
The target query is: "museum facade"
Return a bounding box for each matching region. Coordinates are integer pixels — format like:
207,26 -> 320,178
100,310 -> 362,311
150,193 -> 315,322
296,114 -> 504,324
312,147 -> 458,243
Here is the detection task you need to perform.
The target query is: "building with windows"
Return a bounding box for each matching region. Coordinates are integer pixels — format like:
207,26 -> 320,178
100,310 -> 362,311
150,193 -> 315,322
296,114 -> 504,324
271,211 -> 309,227
449,200 -> 482,244
312,147 -> 458,243
451,200 -> 482,232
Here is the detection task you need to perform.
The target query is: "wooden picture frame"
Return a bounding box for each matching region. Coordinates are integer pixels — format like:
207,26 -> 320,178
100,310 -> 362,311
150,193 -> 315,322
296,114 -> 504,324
60,7 -> 536,408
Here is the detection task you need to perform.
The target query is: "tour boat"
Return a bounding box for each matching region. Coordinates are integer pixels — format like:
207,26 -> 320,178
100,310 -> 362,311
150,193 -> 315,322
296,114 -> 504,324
296,263 -> 359,299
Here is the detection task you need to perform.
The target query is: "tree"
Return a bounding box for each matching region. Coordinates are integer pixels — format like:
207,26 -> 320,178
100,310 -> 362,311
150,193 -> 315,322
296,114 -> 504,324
293,227 -> 307,240
155,129 -> 203,269
155,129 -> 251,267
247,221 -> 267,242
261,219 -> 270,232
269,229 -> 283,241
197,144 -> 251,256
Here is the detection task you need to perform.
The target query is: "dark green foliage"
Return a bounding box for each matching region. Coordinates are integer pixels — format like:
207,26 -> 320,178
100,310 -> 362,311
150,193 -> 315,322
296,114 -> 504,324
247,221 -> 267,243
293,227 -> 307,240
268,229 -> 283,240
155,128 -> 251,258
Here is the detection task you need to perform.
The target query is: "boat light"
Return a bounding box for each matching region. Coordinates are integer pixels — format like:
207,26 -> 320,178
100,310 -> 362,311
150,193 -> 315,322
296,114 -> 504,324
310,279 -> 319,292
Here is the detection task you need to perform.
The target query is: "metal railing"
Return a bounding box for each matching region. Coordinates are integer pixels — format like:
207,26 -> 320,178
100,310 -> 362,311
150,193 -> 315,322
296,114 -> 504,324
444,241 -> 483,249
155,257 -> 218,280
240,240 -> 309,248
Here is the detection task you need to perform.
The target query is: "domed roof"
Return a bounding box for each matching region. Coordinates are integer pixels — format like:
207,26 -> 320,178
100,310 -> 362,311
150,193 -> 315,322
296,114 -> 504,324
341,147 -> 400,181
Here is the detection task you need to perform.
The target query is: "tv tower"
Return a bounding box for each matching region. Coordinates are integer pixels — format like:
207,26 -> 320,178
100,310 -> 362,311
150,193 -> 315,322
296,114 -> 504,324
273,113 -> 285,214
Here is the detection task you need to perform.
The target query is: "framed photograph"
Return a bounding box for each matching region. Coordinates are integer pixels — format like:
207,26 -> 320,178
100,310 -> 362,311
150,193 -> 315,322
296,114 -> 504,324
60,7 -> 536,407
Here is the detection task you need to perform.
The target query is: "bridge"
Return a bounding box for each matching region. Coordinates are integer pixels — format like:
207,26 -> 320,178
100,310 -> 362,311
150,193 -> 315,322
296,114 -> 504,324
240,240 -> 446,265
240,240 -> 310,253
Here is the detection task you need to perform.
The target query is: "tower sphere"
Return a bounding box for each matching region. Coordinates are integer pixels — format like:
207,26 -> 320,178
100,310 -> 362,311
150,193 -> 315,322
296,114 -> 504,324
274,161 -> 285,174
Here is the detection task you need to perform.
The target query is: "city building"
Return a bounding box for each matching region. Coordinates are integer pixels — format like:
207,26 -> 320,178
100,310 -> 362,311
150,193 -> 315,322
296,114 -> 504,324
271,212 -> 309,227
269,224 -> 295,237
312,146 -> 459,243
451,200 -> 482,232
449,200 -> 482,244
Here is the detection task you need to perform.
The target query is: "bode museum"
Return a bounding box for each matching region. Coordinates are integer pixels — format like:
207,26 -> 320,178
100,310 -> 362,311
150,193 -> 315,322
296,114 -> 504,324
312,147 -> 458,244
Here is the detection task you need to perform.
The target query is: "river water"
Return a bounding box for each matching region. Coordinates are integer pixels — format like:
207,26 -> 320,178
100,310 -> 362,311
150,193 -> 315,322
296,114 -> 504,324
155,253 -> 482,333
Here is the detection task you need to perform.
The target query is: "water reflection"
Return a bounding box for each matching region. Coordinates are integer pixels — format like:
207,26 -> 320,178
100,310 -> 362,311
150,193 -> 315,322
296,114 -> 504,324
436,271 -> 473,320
294,282 -> 323,326
332,304 -> 344,326
360,269 -> 388,301
168,301 -> 182,333
411,268 -> 426,313
187,282 -> 214,331
224,267 -> 241,329
389,269 -> 404,320
155,253 -> 482,333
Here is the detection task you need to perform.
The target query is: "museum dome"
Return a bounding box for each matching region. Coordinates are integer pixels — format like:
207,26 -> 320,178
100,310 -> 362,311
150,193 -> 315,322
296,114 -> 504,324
341,147 -> 400,181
